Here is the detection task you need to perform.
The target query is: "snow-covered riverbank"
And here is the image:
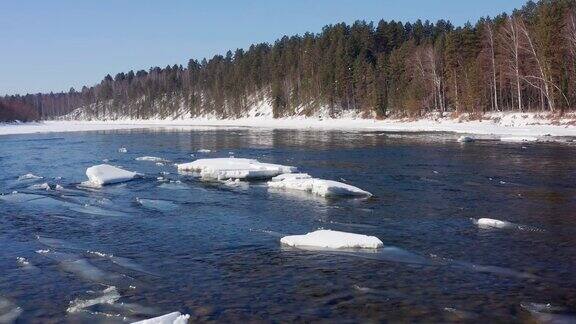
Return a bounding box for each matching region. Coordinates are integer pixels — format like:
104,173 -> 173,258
1,113 -> 575,137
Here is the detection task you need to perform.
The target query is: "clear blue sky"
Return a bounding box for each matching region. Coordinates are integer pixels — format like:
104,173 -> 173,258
1,0 -> 527,96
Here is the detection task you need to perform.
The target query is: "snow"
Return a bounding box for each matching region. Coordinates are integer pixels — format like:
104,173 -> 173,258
270,173 -> 312,182
1,112 -> 576,137
132,312 -> 190,324
457,136 -> 475,143
280,230 -> 383,249
500,136 -> 539,142
268,176 -> 372,198
177,158 -> 296,180
474,218 -> 514,229
85,164 -> 140,186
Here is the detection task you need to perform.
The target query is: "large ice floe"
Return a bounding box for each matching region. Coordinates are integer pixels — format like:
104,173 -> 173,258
84,164 -> 140,187
280,230 -> 383,249
268,173 -> 372,198
132,311 -> 190,324
177,158 -> 296,180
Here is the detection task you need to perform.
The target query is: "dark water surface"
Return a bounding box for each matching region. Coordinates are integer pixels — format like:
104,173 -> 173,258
1,128 -> 576,323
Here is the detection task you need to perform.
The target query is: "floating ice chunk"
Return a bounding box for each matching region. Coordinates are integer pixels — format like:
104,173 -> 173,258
118,147 -> 128,153
67,286 -> 120,314
136,197 -> 178,211
197,149 -> 211,153
85,164 -> 140,187
268,177 -> 371,198
474,218 -> 514,229
280,230 -> 383,249
18,173 -> 42,181
28,182 -> 52,190
457,136 -> 475,143
500,136 -> 539,142
136,156 -> 170,163
177,158 -> 296,180
270,173 -> 312,182
132,311 -> 190,324
55,184 -> 64,190
0,297 -> 22,323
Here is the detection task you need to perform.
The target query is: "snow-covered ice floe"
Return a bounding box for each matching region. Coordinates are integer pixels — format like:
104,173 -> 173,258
18,173 -> 42,181
177,158 -> 296,180
268,174 -> 372,198
84,164 -> 141,187
457,136 -> 475,143
136,156 -> 170,163
500,136 -> 539,142
132,311 -> 190,324
280,229 -> 383,249
473,218 -> 514,229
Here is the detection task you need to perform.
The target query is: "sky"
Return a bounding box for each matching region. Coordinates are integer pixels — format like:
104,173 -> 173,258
0,0 -> 528,96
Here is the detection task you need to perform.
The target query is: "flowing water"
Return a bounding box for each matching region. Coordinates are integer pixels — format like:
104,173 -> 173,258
1,128 -> 576,323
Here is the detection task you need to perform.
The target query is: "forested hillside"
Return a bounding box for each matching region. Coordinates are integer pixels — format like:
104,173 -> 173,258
3,0 -> 576,121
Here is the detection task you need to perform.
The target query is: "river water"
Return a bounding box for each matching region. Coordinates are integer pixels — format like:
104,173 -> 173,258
1,128 -> 575,323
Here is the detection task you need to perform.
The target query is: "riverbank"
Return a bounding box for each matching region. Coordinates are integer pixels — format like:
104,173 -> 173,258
1,112 -> 575,137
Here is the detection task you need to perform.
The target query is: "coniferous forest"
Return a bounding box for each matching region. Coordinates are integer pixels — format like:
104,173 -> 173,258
2,0 -> 576,121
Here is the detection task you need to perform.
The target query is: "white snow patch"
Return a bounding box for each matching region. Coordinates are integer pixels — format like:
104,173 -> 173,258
85,164 -> 140,187
132,311 -> 190,324
281,230 -> 383,249
500,136 -> 539,142
177,158 -> 296,180
268,177 -> 371,198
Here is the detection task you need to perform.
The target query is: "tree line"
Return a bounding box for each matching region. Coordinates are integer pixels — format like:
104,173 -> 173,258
2,0 -> 576,121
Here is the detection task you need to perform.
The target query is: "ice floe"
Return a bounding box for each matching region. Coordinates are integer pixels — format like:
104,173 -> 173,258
67,286 -> 120,314
118,147 -> 128,153
27,182 -> 52,190
268,176 -> 372,198
132,311 -> 190,324
457,136 -> 475,143
85,164 -> 141,187
197,149 -> 211,153
177,157 -> 296,180
473,218 -> 514,229
17,173 -> 42,181
280,229 -> 383,249
136,156 -> 170,163
0,297 -> 22,323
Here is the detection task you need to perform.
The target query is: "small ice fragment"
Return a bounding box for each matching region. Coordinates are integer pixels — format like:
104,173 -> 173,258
18,173 -> 42,181
197,149 -> 211,153
457,136 -> 475,143
136,156 -> 170,163
155,162 -> 165,166
16,257 -> 30,266
268,177 -> 371,198
280,229 -> 383,249
28,182 -> 52,190
118,147 -> 128,153
132,311 -> 190,324
66,286 -> 120,314
474,218 -> 514,229
85,164 -> 140,187
55,184 -> 64,190
103,159 -> 110,162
